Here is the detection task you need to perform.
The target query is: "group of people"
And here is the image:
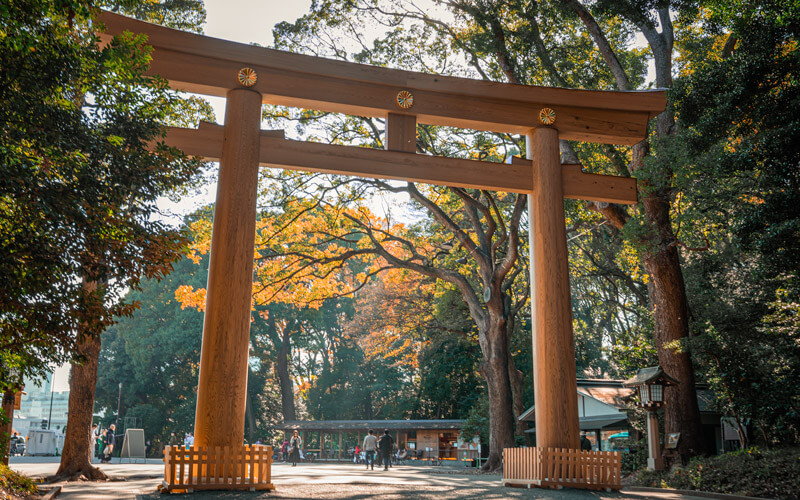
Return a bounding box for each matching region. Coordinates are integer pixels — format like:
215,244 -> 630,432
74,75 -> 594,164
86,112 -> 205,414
9,432 -> 25,456
361,429 -> 396,471
277,429 -> 408,471
166,431 -> 195,448
91,423 -> 116,463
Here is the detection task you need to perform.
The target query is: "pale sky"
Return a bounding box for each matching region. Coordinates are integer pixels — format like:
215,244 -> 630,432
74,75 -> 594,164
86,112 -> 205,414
200,0 -> 314,119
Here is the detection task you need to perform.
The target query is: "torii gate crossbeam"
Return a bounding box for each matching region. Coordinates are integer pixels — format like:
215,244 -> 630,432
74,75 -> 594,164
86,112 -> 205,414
99,11 -> 665,490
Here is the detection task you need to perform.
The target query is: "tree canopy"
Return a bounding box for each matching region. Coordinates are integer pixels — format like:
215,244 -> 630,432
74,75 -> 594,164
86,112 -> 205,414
0,0 -> 209,386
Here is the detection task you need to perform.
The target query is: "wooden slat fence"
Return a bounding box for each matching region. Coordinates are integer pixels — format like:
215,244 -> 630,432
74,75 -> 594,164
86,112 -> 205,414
162,445 -> 275,493
502,447 -> 621,491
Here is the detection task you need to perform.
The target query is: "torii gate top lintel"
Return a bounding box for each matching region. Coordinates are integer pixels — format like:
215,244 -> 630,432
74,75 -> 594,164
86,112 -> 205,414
99,11 -> 665,146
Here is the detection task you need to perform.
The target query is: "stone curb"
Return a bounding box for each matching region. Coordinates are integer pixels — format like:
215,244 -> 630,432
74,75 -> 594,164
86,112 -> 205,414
38,485 -> 62,500
624,486 -> 770,500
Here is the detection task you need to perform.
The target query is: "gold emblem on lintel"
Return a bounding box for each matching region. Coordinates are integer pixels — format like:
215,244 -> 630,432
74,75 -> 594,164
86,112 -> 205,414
539,107 -> 556,126
396,90 -> 414,109
237,67 -> 257,87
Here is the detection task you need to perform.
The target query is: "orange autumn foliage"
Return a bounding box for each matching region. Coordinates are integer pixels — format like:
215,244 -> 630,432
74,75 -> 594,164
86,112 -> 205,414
347,268 -> 437,370
175,197 -> 433,315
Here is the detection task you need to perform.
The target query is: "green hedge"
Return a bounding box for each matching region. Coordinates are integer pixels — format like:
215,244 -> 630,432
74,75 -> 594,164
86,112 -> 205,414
632,447 -> 800,500
0,464 -> 37,498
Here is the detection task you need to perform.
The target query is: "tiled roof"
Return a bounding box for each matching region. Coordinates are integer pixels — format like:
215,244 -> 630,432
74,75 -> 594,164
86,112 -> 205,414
519,379 -> 720,421
623,366 -> 679,387
578,386 -> 635,408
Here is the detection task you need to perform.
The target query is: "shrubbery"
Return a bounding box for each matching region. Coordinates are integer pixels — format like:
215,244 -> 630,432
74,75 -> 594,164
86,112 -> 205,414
621,439 -> 648,475
632,447 -> 800,500
0,464 -> 37,498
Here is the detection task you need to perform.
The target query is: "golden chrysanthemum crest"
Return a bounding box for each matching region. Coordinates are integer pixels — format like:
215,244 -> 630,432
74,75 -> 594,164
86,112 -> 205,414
539,107 -> 556,126
237,67 -> 257,87
396,90 -> 414,109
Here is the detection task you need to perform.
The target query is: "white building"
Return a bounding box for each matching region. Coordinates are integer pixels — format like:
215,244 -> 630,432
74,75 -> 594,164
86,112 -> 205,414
14,371 -> 70,437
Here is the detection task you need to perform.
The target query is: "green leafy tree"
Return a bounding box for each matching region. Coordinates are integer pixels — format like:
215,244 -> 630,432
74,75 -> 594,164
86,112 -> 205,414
95,254 -> 207,442
671,0 -> 800,447
0,0 -> 210,477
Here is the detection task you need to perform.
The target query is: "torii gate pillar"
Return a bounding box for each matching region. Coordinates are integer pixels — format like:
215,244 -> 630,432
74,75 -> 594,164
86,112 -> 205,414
527,127 -> 580,450
194,88 -> 262,449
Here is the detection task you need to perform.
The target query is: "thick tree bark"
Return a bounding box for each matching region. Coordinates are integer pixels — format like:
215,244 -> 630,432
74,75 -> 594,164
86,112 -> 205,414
641,194 -> 705,459
478,311 -> 516,472
56,330 -> 106,480
593,185 -> 707,460
508,357 -> 526,437
245,386 -> 257,443
570,0 -> 704,461
506,311 -> 527,437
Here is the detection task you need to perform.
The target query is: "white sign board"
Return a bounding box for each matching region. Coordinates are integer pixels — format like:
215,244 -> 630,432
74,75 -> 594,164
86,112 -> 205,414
120,428 -> 146,463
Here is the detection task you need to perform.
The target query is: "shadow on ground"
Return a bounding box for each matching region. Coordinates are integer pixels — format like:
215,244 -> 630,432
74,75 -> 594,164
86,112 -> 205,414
138,484 -> 672,500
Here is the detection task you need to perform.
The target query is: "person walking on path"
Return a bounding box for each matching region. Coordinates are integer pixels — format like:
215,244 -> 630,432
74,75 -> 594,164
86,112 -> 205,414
362,429 -> 378,470
90,424 -> 97,462
378,429 -> 394,471
290,430 -> 302,467
580,433 -> 592,451
281,440 -> 290,462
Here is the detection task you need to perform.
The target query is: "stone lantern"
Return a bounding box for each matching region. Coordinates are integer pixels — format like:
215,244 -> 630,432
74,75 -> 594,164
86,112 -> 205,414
624,366 -> 678,471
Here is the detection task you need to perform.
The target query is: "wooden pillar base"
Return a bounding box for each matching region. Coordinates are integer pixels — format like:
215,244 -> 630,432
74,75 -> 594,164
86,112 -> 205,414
163,445 -> 275,492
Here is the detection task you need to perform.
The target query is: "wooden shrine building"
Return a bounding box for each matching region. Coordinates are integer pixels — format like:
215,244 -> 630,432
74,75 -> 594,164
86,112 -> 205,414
278,419 -> 466,461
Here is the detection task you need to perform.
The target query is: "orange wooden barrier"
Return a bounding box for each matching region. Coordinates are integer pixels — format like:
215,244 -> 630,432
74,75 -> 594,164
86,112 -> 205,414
162,445 -> 275,493
502,447 -> 621,491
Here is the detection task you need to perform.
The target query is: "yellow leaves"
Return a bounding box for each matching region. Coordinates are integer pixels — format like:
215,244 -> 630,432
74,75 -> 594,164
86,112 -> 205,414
175,285 -> 206,311
346,268 -> 435,370
296,378 -> 313,398
739,194 -> 765,205
186,218 -> 212,264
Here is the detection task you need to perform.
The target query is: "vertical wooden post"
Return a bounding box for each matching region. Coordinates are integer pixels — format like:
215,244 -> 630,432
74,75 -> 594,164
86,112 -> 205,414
385,113 -> 417,152
527,126 -> 580,451
646,411 -> 664,470
194,88 -> 262,449
338,431 -> 342,461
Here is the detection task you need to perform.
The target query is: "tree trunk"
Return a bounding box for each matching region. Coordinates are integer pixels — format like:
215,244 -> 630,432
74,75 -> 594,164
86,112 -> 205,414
478,303 -> 516,472
2,390 -> 15,466
506,308 -> 527,437
642,235 -> 705,460
56,330 -> 106,480
277,324 -> 296,421
245,385 -> 257,443
507,353 -> 526,437
593,191 -> 706,461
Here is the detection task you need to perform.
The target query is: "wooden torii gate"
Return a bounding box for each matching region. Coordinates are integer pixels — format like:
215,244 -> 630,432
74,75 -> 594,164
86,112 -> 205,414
100,12 -> 664,490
